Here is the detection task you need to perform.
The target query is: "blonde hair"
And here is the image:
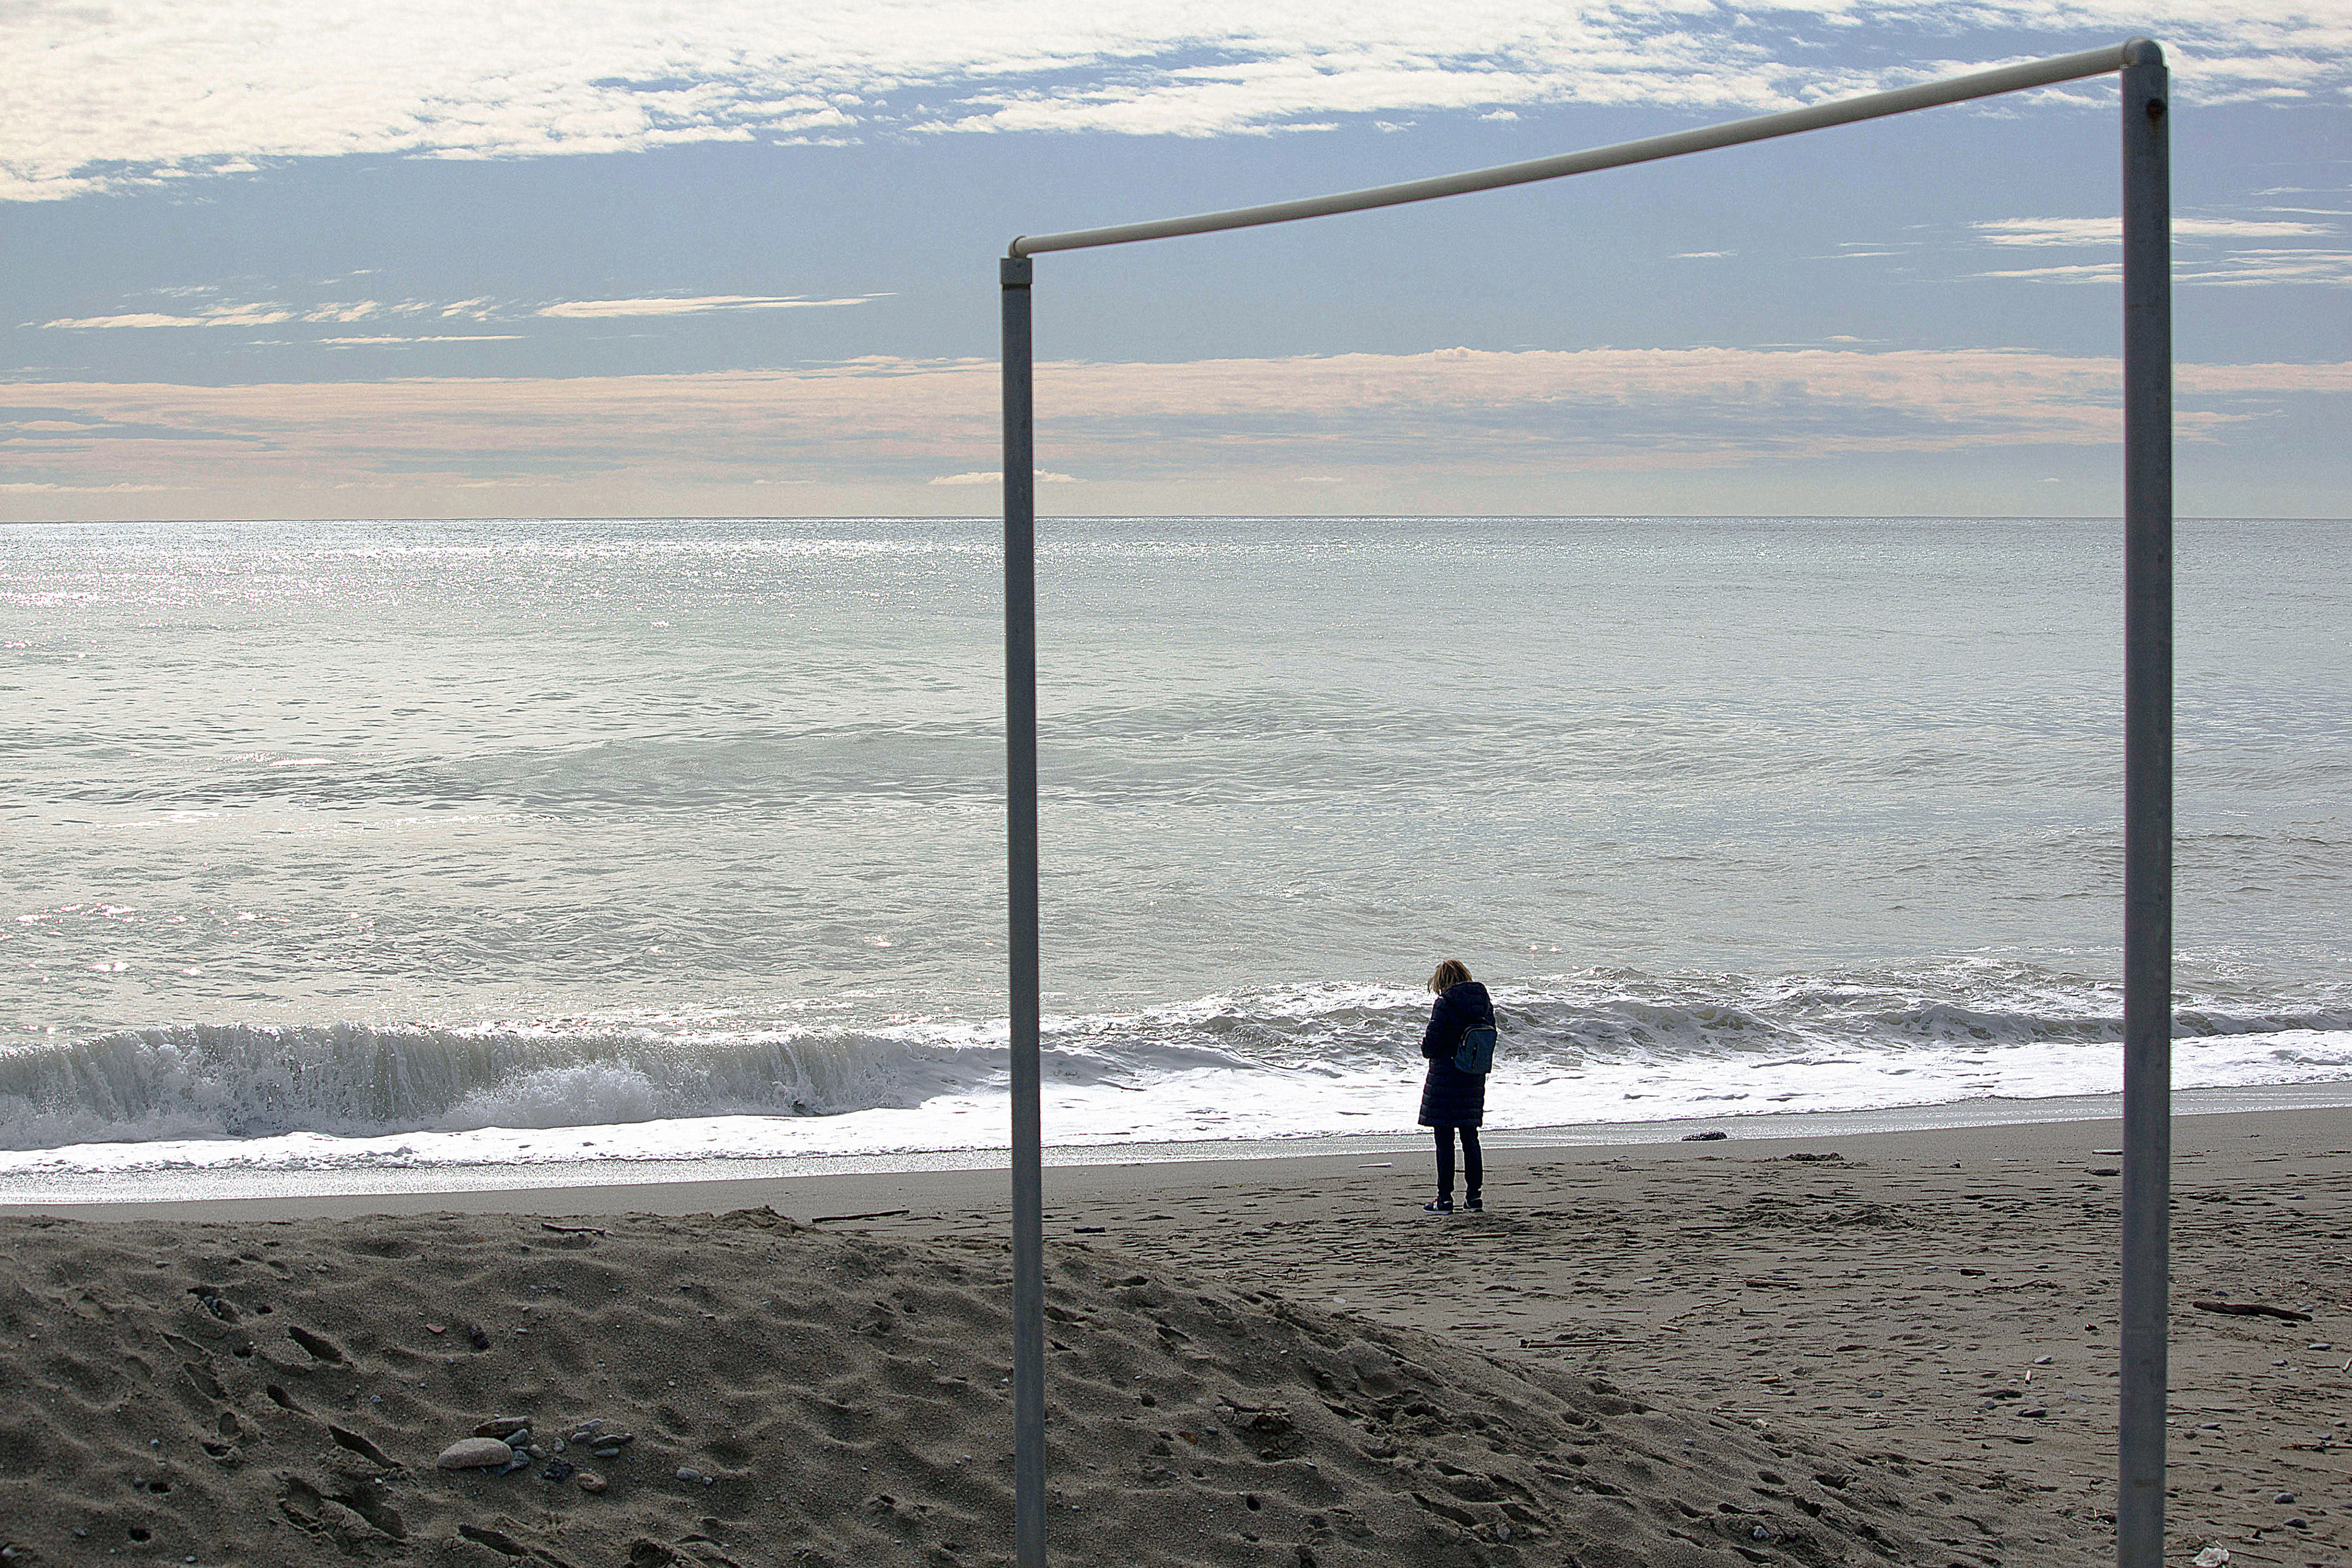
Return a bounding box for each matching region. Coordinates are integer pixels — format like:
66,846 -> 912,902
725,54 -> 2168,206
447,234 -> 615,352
1427,958 -> 1472,994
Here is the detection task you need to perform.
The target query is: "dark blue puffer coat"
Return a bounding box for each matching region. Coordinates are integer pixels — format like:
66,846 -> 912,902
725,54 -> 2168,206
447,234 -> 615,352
1417,980 -> 1494,1128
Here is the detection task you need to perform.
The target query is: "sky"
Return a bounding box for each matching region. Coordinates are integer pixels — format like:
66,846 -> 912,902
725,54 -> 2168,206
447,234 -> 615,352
2,1 -> 2348,521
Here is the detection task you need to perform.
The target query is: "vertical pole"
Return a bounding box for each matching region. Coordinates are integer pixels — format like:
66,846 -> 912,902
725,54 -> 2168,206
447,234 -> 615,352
2116,39 -> 2172,1568
1001,252 -> 1048,1568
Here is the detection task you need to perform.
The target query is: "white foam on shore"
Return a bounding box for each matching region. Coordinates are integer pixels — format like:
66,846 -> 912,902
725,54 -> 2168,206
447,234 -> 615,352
0,981 -> 2343,1181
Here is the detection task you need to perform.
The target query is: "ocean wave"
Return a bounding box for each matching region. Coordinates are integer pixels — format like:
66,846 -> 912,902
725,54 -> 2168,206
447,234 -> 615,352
3,963 -> 2349,1154
0,1016 -> 1267,1152
0,1022 -> 978,1150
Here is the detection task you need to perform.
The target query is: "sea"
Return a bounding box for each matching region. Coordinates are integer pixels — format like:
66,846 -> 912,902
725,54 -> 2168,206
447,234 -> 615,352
3,514 -> 2348,1195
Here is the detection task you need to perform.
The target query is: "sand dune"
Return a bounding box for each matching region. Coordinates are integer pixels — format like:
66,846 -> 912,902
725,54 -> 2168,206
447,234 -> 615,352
6,1206 -> 2072,1568
1,1108 -> 2345,1566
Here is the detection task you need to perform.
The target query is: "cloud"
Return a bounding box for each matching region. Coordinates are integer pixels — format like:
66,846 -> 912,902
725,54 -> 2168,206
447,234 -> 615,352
3,346 -> 2342,519
35,298 -> 415,329
4,2 -> 2348,200
1904,210 -> 2352,286
535,294 -> 882,318
1974,250 -> 2352,287
26,291 -> 881,336
318,335 -> 527,345
1975,216 -> 2335,245
0,481 -> 171,493
38,306 -> 300,330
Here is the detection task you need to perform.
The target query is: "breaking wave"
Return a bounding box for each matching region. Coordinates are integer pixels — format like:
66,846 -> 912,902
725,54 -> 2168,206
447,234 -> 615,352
3,960 -> 2348,1156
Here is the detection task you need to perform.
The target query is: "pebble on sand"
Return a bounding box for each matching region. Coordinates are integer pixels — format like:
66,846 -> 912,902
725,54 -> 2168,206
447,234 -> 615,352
439,1437 -> 522,1470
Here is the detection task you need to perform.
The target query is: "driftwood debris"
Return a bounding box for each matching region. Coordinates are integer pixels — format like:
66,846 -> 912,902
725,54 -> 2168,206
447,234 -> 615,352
2191,1299 -> 2312,1323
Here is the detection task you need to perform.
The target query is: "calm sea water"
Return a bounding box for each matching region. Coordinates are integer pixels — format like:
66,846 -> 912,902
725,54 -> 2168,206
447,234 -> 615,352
2,514 -> 2346,1176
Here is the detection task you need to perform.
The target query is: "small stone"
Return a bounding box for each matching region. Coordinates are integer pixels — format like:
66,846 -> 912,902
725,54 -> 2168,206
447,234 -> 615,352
475,1417 -> 531,1439
576,1471 -> 607,1494
2284,1518 -> 2308,1529
592,1447 -> 621,1459
2274,1492 -> 2296,1504
1682,1130 -> 1727,1142
2192,1548 -> 2230,1567
466,1325 -> 491,1351
438,1438 -> 519,1469
525,1445 -> 547,1460
677,1467 -> 705,1484
541,1459 -> 575,1483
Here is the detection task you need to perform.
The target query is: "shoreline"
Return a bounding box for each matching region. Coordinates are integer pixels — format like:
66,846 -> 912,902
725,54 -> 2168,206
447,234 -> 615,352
5,1078 -> 2349,1214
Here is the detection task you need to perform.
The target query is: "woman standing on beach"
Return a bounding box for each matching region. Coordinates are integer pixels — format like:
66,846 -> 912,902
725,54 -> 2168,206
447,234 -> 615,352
1417,958 -> 1494,1214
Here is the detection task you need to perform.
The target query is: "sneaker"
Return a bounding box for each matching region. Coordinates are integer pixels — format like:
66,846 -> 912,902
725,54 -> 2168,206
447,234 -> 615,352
1422,1198 -> 1453,1214
1464,1194 -> 1483,1212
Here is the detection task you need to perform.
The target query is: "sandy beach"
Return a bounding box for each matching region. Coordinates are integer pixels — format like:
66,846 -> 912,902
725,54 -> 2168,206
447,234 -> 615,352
2,1106 -> 2345,1567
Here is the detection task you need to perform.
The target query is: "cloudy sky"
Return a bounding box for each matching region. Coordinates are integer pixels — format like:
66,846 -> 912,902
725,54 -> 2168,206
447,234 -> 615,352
3,1 -> 2347,521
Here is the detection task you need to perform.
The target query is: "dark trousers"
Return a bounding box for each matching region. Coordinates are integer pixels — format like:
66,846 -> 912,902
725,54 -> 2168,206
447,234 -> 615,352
1432,1126 -> 1482,1198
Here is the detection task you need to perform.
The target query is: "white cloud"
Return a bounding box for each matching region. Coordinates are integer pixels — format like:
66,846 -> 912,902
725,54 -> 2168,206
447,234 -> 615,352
3,2 -> 2347,200
317,335 -> 527,345
0,481 -> 171,494
1971,262 -> 2125,283
1897,209 -> 2352,286
6,346 -> 2342,515
27,292 -> 882,334
535,294 -> 882,318
1975,249 -> 2352,287
35,298 -> 420,329
38,305 -> 300,330
1976,216 -> 2335,245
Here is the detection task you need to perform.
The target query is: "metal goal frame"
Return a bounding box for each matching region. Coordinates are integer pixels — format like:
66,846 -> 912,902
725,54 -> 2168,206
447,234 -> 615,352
998,40 -> 2172,1568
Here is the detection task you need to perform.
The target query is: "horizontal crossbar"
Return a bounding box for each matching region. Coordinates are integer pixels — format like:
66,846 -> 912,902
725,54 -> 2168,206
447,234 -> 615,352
1009,40 -> 2139,257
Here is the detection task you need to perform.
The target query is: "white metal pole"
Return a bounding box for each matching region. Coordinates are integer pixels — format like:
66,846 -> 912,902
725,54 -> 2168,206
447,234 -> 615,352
1000,252 -> 1048,1568
1009,45 -> 2131,258
2117,39 -> 2174,1568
